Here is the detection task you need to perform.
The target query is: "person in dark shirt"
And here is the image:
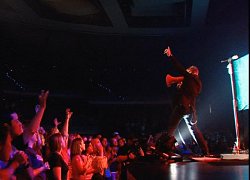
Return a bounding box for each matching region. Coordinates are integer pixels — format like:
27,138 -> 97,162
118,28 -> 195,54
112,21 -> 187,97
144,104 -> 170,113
162,46 -> 209,155
47,133 -> 69,180
117,137 -> 144,180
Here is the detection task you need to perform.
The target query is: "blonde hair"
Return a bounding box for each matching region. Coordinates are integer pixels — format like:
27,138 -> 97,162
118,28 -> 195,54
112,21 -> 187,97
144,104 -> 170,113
92,156 -> 108,175
70,137 -> 83,159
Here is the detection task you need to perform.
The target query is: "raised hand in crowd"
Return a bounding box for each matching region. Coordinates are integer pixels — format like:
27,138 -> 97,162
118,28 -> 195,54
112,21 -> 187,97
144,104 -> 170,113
38,90 -> 49,109
53,118 -> 61,129
61,108 -> 73,137
24,90 -> 49,145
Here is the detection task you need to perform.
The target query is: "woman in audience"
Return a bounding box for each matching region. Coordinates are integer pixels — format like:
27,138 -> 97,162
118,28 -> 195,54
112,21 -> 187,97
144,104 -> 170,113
0,123 -> 29,179
44,108 -> 73,178
70,137 -> 95,180
47,133 -> 69,180
91,135 -> 104,156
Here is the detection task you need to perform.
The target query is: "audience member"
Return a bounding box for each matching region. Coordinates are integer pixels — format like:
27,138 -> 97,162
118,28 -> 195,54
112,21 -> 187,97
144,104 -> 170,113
70,137 -> 95,180
117,136 -> 144,180
1,89 -> 241,180
25,131 -> 50,179
47,133 -> 69,180
0,124 -> 29,179
1,90 -> 49,179
91,135 -> 104,156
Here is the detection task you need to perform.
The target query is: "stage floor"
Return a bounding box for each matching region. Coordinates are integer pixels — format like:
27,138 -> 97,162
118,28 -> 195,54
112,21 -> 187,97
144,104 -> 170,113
127,157 -> 249,180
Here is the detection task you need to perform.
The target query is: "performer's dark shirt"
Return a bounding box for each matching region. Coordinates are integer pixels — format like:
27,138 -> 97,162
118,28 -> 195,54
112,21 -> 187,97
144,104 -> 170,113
169,56 -> 202,112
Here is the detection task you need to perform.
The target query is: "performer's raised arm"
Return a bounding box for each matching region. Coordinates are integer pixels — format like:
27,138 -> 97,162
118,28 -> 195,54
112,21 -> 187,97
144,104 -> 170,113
163,46 -> 190,76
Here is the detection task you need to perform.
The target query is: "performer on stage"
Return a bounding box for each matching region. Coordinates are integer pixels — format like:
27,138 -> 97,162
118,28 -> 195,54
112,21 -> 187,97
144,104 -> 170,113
162,46 -> 209,155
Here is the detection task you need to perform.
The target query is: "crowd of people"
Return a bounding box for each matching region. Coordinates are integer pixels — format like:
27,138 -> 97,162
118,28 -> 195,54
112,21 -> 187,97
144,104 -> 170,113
0,90 -> 147,180
0,89 -> 243,180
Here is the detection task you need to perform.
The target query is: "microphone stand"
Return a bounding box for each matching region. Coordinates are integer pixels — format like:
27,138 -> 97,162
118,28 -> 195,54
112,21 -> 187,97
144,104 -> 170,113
226,59 -> 241,153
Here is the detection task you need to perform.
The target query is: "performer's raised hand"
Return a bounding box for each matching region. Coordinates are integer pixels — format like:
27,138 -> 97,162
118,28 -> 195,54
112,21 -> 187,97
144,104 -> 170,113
164,46 -> 173,57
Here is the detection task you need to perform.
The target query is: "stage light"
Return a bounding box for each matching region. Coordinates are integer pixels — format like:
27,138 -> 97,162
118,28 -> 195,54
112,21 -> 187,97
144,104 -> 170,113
232,55 -> 239,60
221,54 -> 239,63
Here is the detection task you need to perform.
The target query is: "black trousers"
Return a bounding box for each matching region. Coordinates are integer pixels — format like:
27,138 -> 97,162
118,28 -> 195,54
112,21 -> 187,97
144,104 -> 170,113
167,104 -> 209,155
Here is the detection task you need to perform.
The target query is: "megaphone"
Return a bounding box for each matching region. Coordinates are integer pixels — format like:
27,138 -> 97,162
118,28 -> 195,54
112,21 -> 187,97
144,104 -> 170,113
166,74 -> 184,87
